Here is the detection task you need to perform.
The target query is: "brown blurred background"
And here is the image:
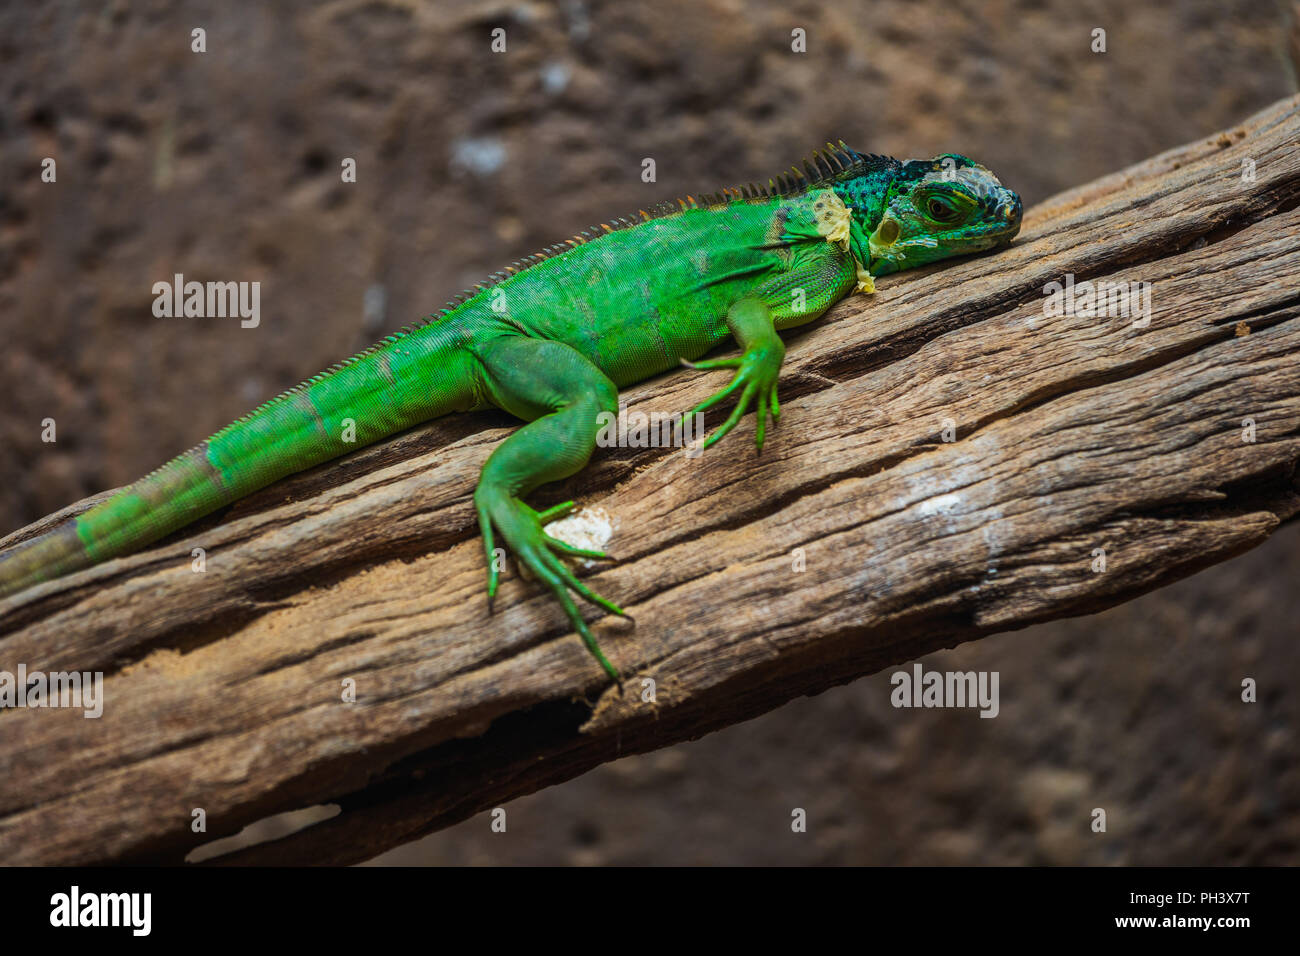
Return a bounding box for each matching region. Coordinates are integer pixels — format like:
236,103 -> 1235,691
1,0 -> 1296,864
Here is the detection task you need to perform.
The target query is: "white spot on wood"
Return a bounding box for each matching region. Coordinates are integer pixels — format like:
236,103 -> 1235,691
916,492 -> 963,516
545,506 -> 615,567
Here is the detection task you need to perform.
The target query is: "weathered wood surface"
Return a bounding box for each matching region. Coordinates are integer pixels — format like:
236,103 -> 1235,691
2,95 -> 1298,866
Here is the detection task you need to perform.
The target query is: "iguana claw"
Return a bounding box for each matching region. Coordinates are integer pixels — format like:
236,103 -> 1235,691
679,346 -> 782,452
475,491 -> 626,682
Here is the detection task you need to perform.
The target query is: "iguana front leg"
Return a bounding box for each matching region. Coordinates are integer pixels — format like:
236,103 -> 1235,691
684,241 -> 859,450
472,335 -> 628,681
683,298 -> 786,451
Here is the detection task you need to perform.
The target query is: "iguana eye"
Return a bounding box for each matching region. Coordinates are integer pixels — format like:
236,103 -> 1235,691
925,197 -> 960,223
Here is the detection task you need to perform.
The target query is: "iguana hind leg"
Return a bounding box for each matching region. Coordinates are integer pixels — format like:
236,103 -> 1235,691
471,334 -> 627,681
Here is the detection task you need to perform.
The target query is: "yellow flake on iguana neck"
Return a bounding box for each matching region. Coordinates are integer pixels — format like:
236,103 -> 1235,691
812,191 -> 852,249
810,191 -> 873,292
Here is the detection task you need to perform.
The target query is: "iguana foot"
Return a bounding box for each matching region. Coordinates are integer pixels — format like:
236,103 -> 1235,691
680,341 -> 783,452
475,490 -> 625,682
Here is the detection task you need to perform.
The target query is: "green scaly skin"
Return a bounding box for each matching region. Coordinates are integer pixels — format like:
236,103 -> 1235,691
0,145 -> 1022,682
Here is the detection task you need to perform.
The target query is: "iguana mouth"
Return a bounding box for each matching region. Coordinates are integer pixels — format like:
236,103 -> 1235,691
868,216 -> 938,265
868,215 -> 1019,269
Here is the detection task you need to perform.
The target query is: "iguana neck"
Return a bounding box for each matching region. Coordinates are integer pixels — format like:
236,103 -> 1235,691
830,155 -> 902,275
830,155 -> 902,232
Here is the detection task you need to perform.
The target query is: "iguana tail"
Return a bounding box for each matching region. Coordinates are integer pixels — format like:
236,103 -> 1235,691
0,322 -> 479,601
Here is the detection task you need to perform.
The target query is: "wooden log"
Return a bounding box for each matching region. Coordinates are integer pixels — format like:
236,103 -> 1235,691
1,95 -> 1298,866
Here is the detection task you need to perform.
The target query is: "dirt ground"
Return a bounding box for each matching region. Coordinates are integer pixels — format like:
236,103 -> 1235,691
1,0 -> 1296,864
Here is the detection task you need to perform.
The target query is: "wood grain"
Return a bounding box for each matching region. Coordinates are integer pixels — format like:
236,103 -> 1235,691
2,94 -> 1298,866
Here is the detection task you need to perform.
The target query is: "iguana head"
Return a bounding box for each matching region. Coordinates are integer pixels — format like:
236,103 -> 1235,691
866,154 -> 1021,277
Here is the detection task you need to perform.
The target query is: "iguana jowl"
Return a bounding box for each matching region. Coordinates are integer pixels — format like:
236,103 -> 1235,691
0,145 -> 1022,680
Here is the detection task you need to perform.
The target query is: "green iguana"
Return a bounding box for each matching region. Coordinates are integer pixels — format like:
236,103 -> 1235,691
0,144 -> 1022,680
